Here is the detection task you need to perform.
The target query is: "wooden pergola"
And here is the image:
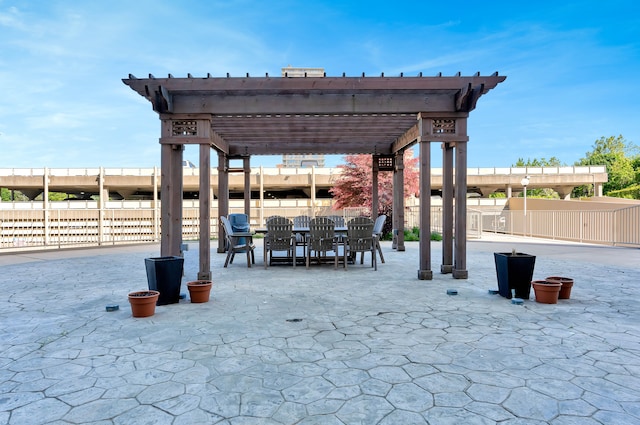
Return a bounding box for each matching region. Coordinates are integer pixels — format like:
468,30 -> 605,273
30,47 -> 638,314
123,72 -> 506,280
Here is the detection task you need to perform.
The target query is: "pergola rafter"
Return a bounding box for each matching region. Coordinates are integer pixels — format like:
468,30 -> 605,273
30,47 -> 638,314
123,72 -> 506,280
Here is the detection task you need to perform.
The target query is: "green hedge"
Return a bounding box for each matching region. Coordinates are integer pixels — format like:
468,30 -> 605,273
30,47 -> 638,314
607,185 -> 640,199
380,227 -> 442,241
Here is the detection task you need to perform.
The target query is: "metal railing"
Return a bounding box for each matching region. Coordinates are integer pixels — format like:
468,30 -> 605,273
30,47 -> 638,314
404,206 -> 482,239
0,165 -> 606,177
1,209 -> 162,248
0,205 -> 388,250
3,204 -> 638,251
481,206 -> 640,247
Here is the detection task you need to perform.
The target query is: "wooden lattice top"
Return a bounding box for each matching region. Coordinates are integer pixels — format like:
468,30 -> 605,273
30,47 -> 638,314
123,73 -> 506,156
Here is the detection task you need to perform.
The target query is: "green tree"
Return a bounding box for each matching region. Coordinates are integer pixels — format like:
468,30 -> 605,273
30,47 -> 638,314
1,188 -> 28,201
513,157 -> 564,167
48,192 -> 68,201
0,189 -> 69,201
575,135 -> 638,195
632,156 -> 640,184
512,157 -> 564,198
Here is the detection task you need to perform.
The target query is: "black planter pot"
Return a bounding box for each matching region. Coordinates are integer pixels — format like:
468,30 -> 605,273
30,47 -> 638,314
494,252 -> 536,299
144,256 -> 184,305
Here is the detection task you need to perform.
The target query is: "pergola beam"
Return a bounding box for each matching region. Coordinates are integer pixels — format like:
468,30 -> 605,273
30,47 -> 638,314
392,122 -> 419,153
210,131 -> 228,154
171,93 -> 456,115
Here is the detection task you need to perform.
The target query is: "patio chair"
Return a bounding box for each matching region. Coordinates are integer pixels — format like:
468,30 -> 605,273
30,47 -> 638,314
228,213 -> 251,250
293,215 -> 311,257
306,217 -> 339,269
293,215 -> 311,228
326,215 -> 345,227
264,216 -> 296,268
220,215 -> 255,268
372,214 -> 387,263
229,213 -> 250,233
344,217 -> 376,271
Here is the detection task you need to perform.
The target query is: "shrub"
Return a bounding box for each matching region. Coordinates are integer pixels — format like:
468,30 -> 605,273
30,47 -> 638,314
404,228 -> 419,241
381,228 -> 442,241
607,184 -> 640,199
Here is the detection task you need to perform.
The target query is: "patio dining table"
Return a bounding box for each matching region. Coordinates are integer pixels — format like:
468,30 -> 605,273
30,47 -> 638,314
255,226 -> 348,266
253,226 -> 348,235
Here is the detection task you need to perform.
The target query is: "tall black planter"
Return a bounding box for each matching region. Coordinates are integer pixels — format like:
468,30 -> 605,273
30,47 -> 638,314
494,252 -> 536,299
144,256 -> 184,305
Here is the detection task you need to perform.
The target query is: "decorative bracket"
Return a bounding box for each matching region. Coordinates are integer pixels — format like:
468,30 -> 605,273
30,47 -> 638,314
153,85 -> 173,113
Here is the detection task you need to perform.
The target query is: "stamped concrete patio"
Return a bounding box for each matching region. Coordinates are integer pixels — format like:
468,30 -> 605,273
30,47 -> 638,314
1,235 -> 639,424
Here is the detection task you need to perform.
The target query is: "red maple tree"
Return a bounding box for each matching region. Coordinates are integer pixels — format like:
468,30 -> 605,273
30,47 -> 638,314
330,151 -> 420,219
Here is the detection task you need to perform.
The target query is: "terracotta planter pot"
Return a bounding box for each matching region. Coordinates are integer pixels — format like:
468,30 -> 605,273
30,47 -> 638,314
532,280 -> 561,304
128,290 -> 160,317
546,276 -> 574,299
187,280 -> 213,303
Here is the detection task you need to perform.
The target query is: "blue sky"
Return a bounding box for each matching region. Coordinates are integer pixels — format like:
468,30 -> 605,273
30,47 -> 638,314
1,0 -> 638,169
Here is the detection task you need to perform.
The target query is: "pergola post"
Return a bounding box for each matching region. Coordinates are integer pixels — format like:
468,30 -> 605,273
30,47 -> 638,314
417,126 -> 432,280
198,143 -> 211,280
441,142 -> 454,274
453,137 -> 469,279
153,166 -> 160,241
372,156 -> 379,217
243,157 -> 251,217
217,151 -> 229,254
160,142 -> 184,257
393,151 -> 405,252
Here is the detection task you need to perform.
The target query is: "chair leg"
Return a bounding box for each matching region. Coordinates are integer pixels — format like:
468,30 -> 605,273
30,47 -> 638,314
373,248 -> 377,271
264,245 -> 268,269
341,243 -> 346,269
376,240 -> 385,263
344,248 -> 348,270
224,250 -> 233,268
